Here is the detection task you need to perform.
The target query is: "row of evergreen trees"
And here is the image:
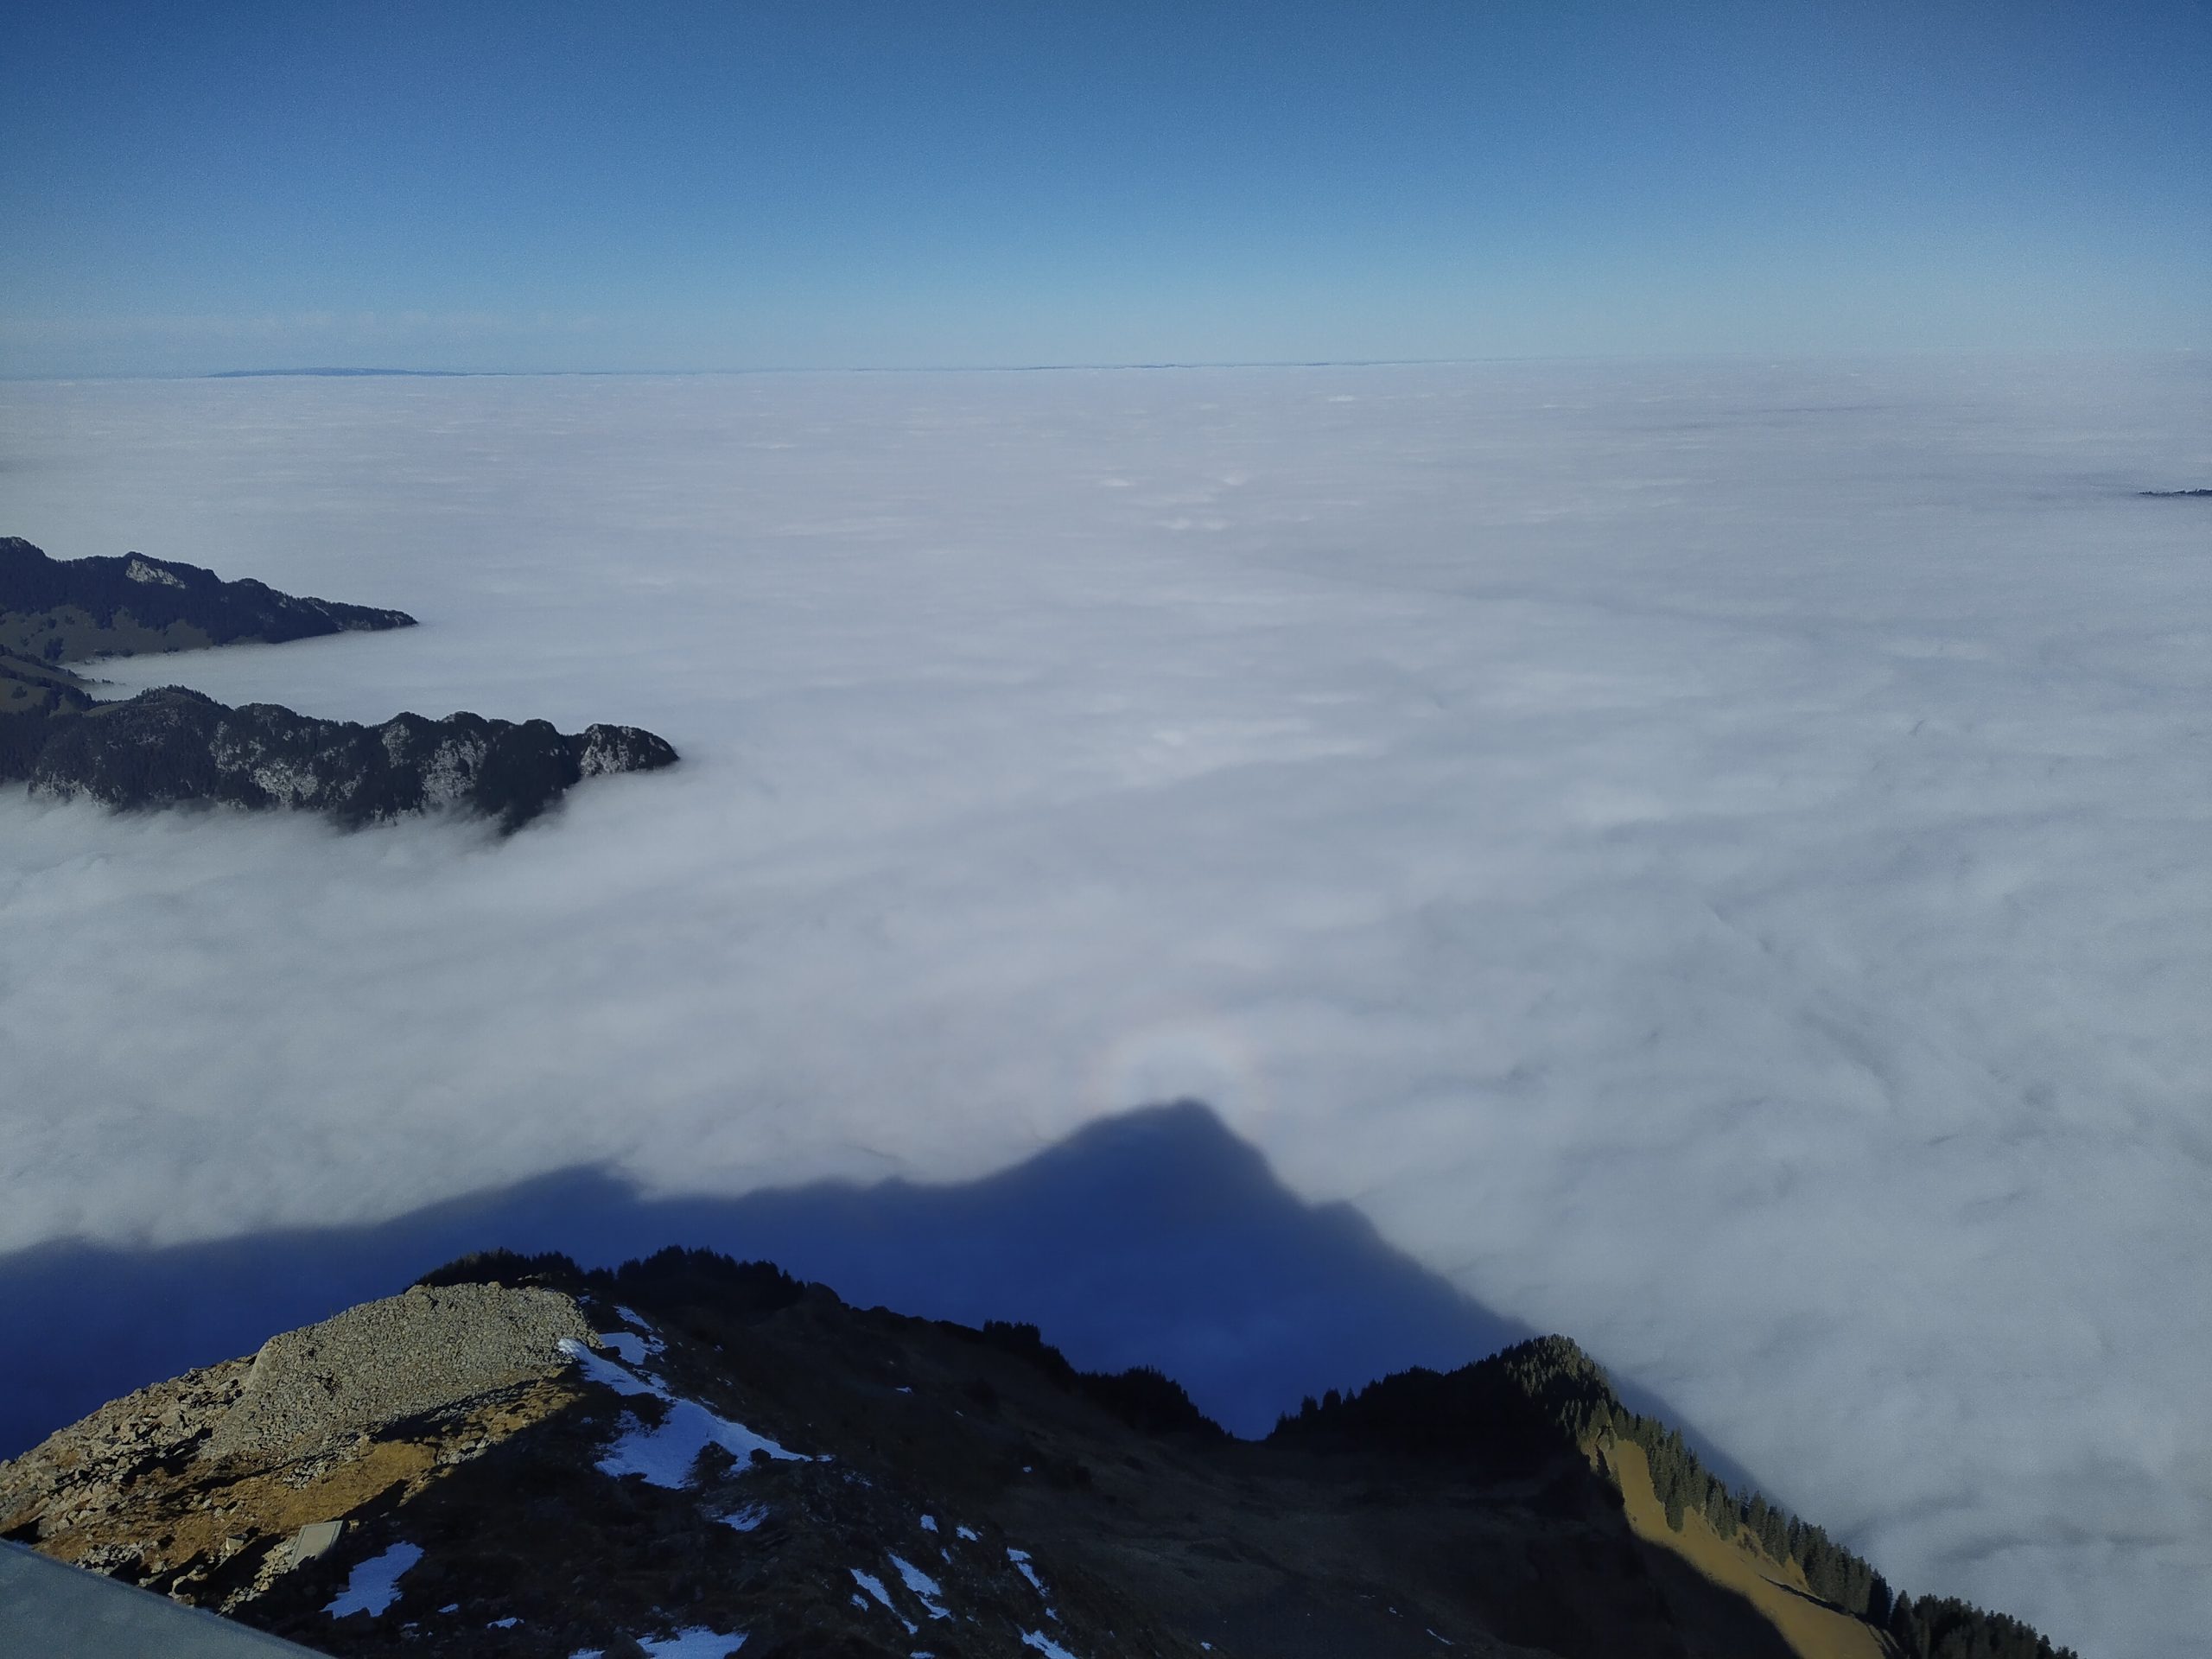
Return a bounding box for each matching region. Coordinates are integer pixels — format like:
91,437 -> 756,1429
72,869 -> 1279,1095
1610,1407 -> 2076,1659
1618,1411 -> 1890,1610
1895,1596 -> 2081,1659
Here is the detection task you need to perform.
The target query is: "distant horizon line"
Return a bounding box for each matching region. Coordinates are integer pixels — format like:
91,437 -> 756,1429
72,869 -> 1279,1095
204,358 -> 1469,379
1,344 -> 2200,385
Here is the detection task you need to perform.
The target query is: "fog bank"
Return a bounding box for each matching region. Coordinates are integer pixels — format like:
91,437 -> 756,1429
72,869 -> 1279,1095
3,358 -> 2207,1654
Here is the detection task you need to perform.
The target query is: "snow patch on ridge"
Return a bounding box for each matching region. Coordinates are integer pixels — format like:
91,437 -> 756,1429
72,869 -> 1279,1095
324,1541 -> 423,1618
887,1552 -> 950,1619
558,1334 -> 815,1488
638,1630 -> 747,1657
851,1567 -> 918,1634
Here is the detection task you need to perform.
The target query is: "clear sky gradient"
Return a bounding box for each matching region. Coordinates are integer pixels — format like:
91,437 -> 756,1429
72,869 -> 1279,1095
3,0 -> 2207,374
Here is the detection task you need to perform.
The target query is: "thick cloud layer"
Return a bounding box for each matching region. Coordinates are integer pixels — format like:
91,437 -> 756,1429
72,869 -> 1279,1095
3,359 -> 2208,1654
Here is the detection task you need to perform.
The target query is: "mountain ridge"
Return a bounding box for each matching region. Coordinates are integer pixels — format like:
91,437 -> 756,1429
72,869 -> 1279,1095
0,537 -> 676,830
0,1246 -> 2078,1659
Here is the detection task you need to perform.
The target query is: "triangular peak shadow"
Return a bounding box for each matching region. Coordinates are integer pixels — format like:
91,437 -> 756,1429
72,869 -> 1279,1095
635,1099 -> 1542,1435
1,1099 -> 1748,1491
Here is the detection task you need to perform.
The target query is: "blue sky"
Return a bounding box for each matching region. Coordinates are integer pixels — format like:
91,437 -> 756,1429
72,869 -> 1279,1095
3,1 -> 2206,373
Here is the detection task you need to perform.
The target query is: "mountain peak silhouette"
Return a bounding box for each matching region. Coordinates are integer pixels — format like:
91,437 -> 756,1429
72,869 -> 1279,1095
5,1100 -> 1530,1451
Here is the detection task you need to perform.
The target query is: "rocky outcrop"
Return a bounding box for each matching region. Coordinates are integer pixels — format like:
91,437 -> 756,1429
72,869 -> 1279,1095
0,1286 -> 594,1618
205,1285 -> 592,1465
2,685 -> 678,831
0,537 -> 679,830
0,1357 -> 255,1570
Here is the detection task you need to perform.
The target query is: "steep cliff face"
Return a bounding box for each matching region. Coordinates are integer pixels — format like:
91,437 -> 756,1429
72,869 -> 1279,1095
0,539 -> 677,830
0,1250 -> 2068,1659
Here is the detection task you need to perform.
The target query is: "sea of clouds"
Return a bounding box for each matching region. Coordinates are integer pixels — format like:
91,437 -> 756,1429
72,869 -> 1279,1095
2,358 -> 2206,1654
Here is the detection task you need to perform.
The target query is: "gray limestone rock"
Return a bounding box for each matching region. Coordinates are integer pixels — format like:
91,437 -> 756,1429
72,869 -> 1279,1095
204,1284 -> 594,1465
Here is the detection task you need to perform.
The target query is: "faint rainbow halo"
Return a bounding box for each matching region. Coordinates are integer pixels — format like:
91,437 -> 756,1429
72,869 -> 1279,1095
1088,1014 -> 1270,1129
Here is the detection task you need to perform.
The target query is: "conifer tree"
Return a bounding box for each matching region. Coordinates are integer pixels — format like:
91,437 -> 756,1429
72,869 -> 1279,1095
1866,1573 -> 1892,1625
1889,1592 -> 1923,1656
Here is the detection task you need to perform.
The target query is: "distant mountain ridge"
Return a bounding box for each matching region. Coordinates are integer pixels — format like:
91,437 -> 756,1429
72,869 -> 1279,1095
0,537 -> 416,660
0,537 -> 676,830
0,1247 -> 2078,1659
207,368 -> 482,378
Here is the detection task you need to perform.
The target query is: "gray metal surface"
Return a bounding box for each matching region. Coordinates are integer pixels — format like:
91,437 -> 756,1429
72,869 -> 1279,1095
0,1542 -> 326,1657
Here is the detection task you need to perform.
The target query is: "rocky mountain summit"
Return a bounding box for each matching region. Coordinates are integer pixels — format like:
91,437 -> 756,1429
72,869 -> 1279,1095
0,1249 -> 2075,1659
0,537 -> 676,830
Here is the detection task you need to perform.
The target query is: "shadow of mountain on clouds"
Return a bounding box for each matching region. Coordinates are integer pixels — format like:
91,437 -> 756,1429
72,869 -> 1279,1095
5,1099 -> 1752,1485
